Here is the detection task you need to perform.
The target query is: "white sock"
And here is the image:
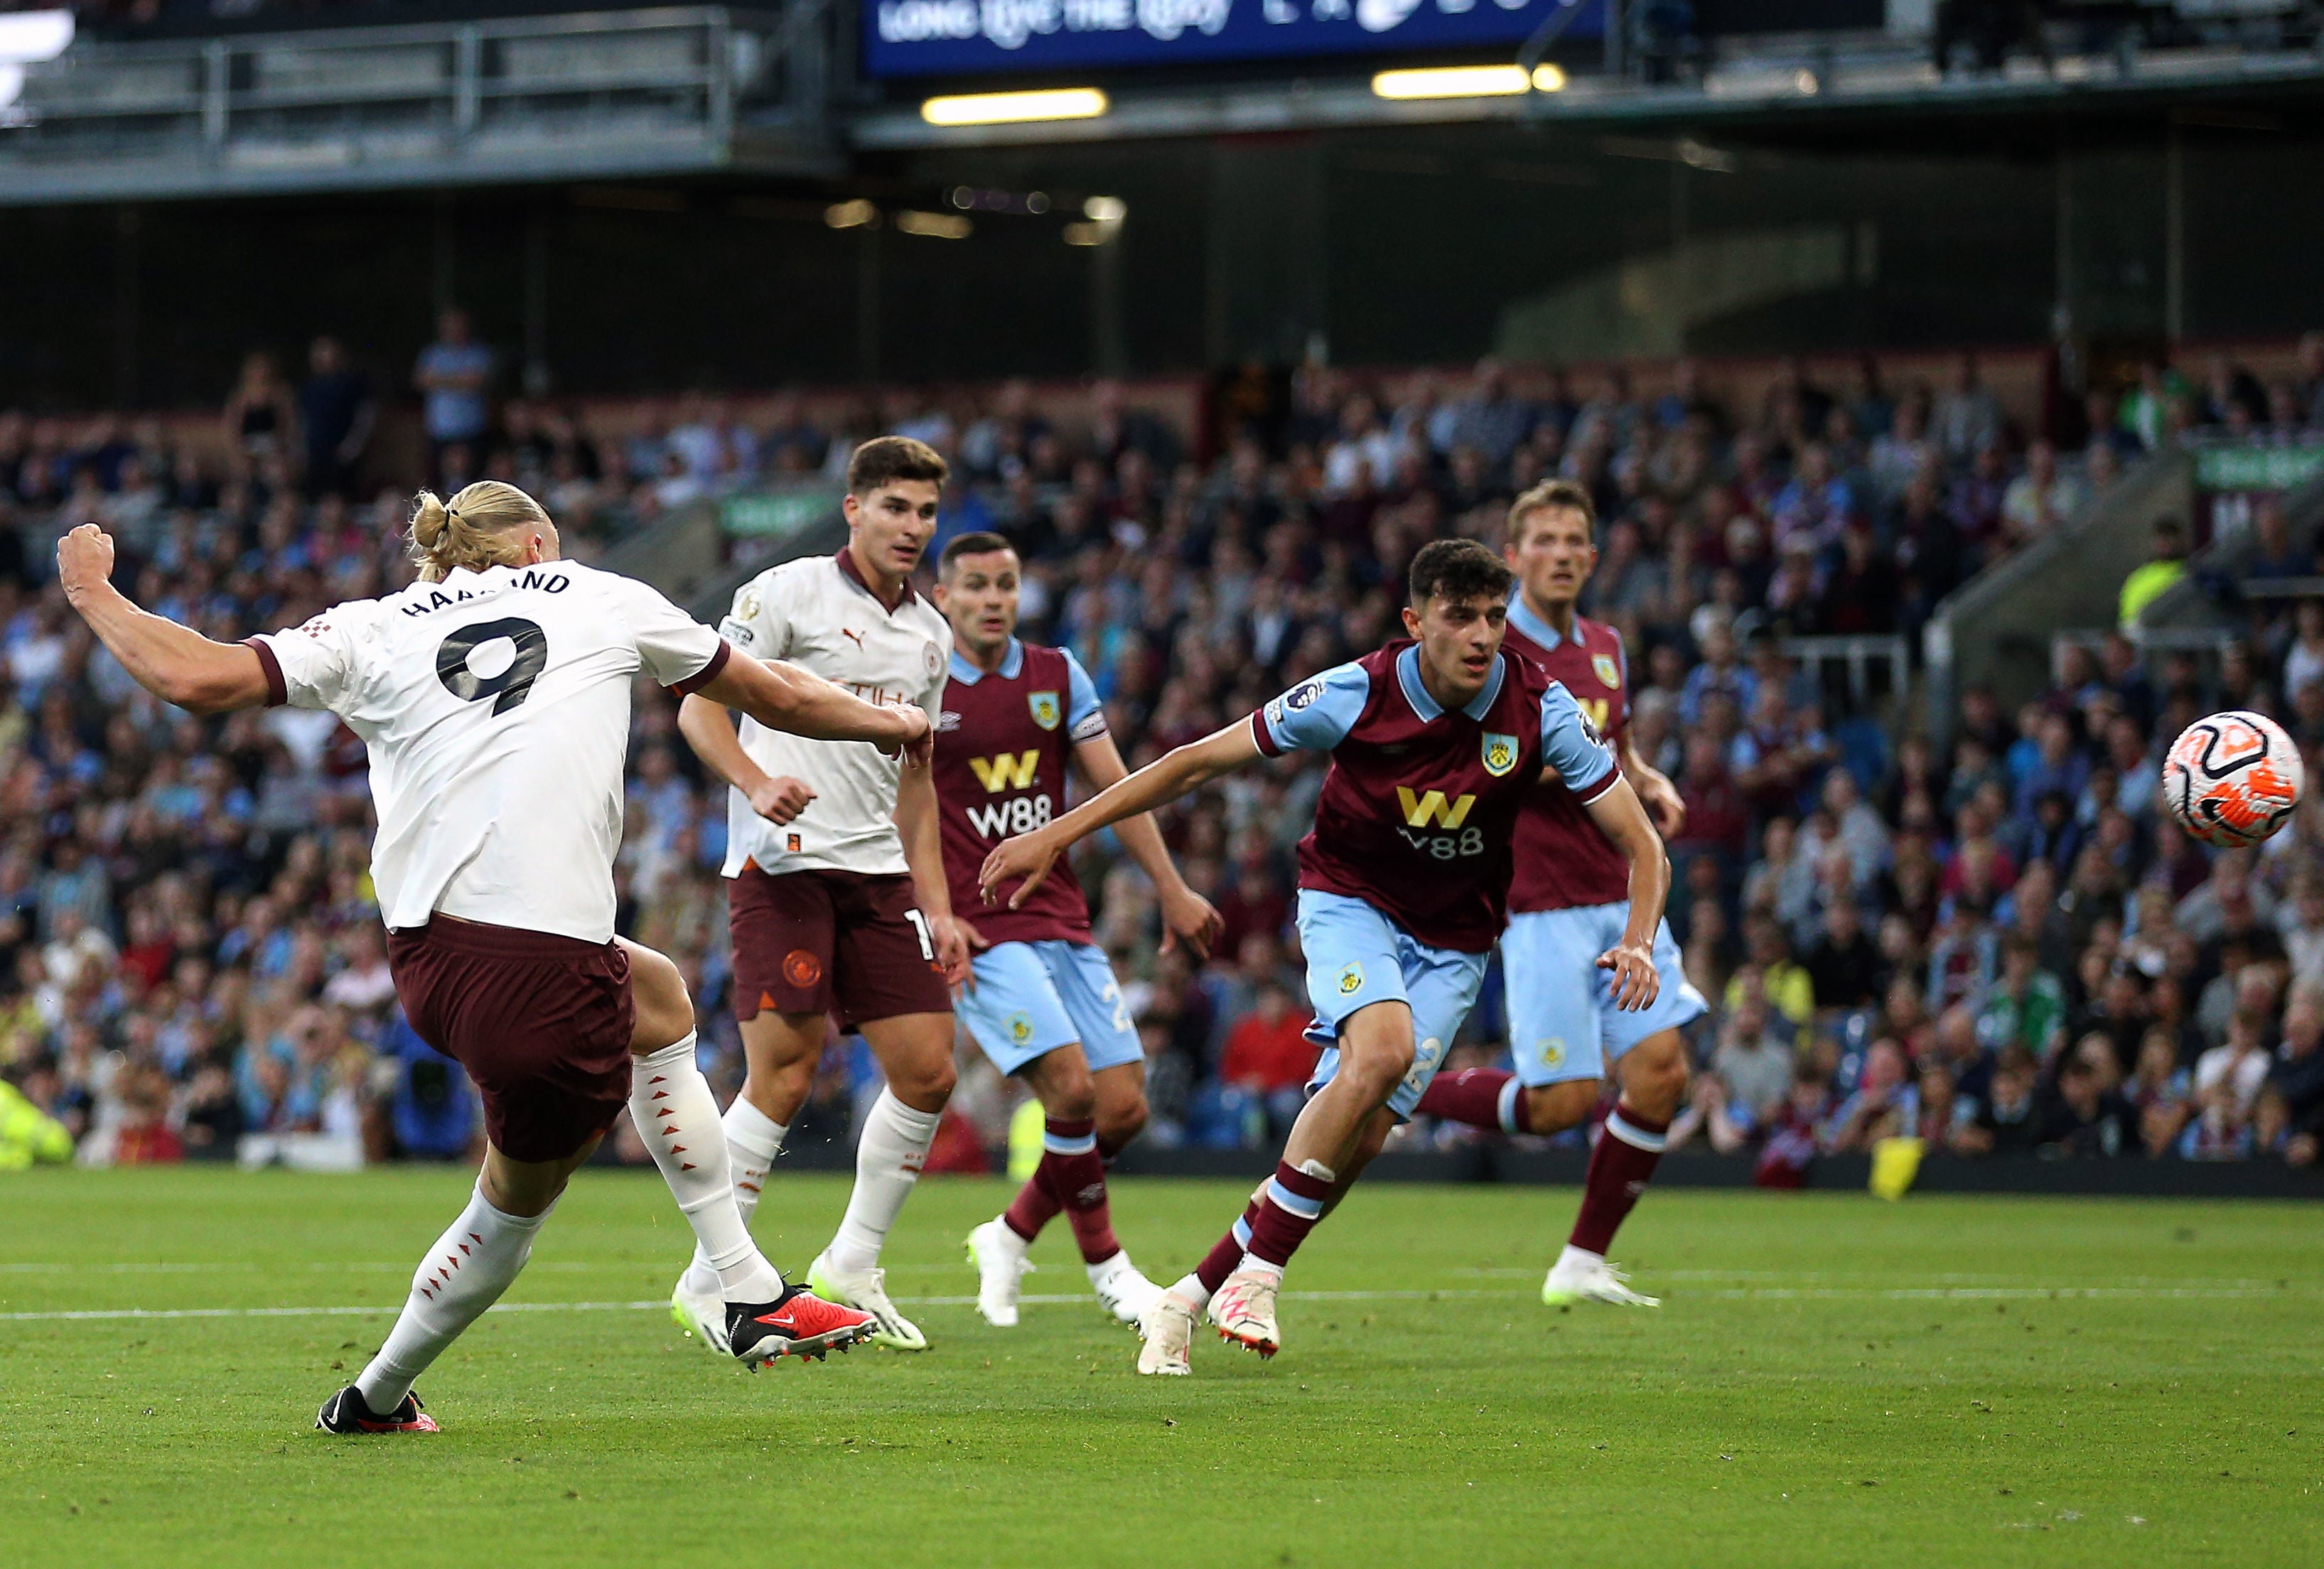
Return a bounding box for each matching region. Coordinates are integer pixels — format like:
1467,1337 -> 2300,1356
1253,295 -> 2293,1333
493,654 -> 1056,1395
825,1087 -> 942,1274
1172,1271 -> 1212,1311
355,1182 -> 547,1413
681,1095 -> 790,1298
1237,1255 -> 1286,1287
1555,1243 -> 1605,1273
631,1036 -> 782,1301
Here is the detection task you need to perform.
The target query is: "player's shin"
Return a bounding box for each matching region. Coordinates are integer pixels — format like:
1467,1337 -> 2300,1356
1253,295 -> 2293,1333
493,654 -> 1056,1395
1567,1104 -> 1669,1258
1032,1118 -> 1121,1264
827,1087 -> 943,1273
1181,1195 -> 1262,1307
355,1182 -> 549,1414
1000,1151 -> 1065,1244
1240,1159 -> 1336,1283
679,1094 -> 789,1299
631,1035 -> 783,1301
1414,1067 -> 1531,1134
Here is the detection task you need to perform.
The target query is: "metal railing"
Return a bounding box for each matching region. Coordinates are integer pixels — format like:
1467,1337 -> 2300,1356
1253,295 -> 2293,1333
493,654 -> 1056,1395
1777,634 -> 1911,718
2,6 -> 832,199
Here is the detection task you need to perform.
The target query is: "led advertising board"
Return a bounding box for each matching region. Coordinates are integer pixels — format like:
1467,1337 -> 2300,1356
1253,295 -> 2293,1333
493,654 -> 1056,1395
865,0 -> 1605,81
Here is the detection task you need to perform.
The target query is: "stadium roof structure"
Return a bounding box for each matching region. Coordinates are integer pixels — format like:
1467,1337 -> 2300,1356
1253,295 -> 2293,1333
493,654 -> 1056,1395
2,5 -> 2323,203
0,6 -> 843,205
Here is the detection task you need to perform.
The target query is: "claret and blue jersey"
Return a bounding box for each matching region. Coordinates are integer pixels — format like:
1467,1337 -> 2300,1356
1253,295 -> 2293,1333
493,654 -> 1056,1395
934,636 -> 1140,1079
1252,640 -> 1618,952
1247,640 -> 1618,1119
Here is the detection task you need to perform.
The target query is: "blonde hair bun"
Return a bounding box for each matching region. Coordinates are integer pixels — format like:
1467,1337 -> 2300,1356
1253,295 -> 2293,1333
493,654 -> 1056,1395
408,481 -> 552,581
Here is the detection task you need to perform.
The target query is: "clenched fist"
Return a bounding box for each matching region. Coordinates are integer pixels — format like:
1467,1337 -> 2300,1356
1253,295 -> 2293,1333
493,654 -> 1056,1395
56,524 -> 117,607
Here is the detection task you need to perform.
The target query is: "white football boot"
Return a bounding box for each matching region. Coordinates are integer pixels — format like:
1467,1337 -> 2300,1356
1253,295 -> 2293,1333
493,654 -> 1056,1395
806,1251 -> 929,1351
1087,1251 -> 1163,1327
964,1218 -> 1034,1328
1136,1288 -> 1200,1376
1208,1267 -> 1281,1358
1541,1248 -> 1660,1308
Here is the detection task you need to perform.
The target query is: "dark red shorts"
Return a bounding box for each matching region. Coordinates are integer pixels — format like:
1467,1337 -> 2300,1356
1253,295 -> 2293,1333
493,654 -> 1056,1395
387,917 -> 635,1163
728,865 -> 951,1030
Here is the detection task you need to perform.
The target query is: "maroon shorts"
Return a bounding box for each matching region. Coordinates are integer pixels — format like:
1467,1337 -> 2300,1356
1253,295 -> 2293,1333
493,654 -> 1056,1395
728,865 -> 952,1030
387,917 -> 635,1163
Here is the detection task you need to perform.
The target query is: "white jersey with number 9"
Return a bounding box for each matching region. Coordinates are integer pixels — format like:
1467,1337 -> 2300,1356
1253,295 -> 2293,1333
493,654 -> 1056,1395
246,559 -> 728,944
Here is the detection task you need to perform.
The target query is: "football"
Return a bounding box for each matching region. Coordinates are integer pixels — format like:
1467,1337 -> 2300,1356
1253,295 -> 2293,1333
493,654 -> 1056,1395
2163,709 -> 2306,847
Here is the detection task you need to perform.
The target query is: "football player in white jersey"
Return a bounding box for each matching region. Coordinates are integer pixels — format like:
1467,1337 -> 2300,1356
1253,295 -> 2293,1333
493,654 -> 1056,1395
667,436 -> 971,1352
55,481 -> 927,1433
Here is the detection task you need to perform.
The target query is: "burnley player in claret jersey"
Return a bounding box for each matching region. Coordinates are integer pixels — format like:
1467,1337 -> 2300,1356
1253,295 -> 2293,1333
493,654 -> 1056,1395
1413,481 -> 1706,1309
929,532 -> 1222,1329
981,539 -> 1673,1374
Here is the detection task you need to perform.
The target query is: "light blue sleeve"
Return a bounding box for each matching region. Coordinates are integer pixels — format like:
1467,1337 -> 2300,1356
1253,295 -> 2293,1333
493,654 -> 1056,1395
1061,647 -> 1107,741
1254,662 -> 1371,755
1540,680 -> 1618,799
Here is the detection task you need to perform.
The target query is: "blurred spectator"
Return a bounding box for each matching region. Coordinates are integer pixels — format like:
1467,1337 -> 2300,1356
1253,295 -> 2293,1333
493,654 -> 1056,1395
414,308 -> 493,475
1930,354 -> 2003,461
2118,519 -> 2189,630
221,351 -> 295,473
1218,981 -> 1316,1134
298,335 -> 375,501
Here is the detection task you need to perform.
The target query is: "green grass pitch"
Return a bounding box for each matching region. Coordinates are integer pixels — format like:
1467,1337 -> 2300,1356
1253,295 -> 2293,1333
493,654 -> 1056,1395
3,1168 -> 2318,1568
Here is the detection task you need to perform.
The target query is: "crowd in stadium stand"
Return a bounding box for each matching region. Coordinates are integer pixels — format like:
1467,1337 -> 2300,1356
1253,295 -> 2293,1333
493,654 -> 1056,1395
5,328 -> 2324,1175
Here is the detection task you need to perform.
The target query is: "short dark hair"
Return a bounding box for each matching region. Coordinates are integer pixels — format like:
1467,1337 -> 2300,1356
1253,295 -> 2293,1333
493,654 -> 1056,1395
1408,537 -> 1514,609
938,530 -> 1016,574
847,435 -> 948,495
1507,478 -> 1596,546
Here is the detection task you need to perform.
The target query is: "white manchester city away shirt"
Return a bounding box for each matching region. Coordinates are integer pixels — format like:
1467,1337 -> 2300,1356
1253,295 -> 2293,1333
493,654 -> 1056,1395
247,559 -> 729,944
716,549 -> 950,880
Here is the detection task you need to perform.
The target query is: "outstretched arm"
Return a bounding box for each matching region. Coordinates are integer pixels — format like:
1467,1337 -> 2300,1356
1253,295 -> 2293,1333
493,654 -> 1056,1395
58,525 -> 271,716
1583,775 -> 1672,1012
1620,728 -> 1686,838
1071,728 -> 1223,959
692,657 -> 930,764
981,718 -> 1260,910
675,694 -> 821,824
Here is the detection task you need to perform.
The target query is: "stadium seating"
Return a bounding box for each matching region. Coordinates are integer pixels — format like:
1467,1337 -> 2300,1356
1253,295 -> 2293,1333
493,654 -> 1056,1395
4,333 -> 2323,1173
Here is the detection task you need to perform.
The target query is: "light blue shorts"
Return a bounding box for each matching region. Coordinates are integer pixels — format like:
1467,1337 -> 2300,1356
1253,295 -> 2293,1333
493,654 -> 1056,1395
956,939 -> 1141,1078
1500,905 -> 1706,1088
1297,890 -> 1490,1121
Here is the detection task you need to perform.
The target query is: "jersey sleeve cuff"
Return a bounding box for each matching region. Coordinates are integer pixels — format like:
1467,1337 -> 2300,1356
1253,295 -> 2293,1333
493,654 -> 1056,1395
1570,762 -> 1621,805
668,637 -> 733,697
241,636 -> 288,708
1249,708 -> 1283,757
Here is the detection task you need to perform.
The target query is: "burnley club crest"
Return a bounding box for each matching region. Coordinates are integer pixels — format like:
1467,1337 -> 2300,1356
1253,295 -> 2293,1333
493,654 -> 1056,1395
1028,690 -> 1061,730
1592,652 -> 1621,689
1482,732 -> 1519,777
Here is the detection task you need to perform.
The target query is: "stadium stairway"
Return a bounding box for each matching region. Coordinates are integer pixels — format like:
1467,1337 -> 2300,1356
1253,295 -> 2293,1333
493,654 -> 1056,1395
1922,449 -> 2192,745
591,485 -> 847,622
2130,461 -> 2324,637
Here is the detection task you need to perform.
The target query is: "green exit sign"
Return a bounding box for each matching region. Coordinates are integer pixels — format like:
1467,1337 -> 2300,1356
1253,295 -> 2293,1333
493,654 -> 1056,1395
722,487 -> 841,538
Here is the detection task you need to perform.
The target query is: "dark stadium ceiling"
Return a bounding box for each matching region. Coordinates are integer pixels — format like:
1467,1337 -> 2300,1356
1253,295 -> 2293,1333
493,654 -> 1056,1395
2,6 -> 2323,205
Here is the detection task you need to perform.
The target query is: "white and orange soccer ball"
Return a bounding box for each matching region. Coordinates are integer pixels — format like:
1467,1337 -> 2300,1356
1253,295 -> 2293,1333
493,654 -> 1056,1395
2162,710 -> 2305,848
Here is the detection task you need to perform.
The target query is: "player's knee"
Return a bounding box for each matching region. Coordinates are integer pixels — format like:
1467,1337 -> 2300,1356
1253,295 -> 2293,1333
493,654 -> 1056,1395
1625,1035 -> 1691,1118
1097,1090 -> 1148,1148
1345,1037 -> 1416,1099
890,1055 -> 957,1111
1042,1067 -> 1097,1123
618,939 -> 696,1052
